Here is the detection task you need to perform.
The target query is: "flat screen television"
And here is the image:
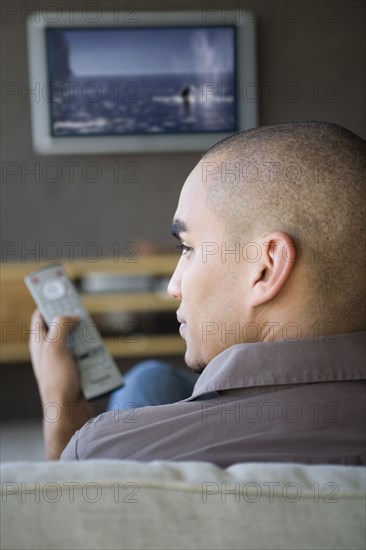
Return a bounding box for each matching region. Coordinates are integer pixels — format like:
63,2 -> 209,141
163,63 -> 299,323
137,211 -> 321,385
26,11 -> 257,154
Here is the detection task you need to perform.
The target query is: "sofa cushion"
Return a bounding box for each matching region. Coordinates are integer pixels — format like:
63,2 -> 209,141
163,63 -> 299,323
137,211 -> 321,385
1,460 -> 365,549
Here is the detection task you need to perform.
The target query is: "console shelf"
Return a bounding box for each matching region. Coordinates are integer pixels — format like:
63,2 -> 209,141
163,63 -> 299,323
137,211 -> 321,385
0,255 -> 183,364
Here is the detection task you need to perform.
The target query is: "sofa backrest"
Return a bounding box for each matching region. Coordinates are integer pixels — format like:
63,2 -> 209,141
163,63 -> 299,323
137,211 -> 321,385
1,460 -> 365,549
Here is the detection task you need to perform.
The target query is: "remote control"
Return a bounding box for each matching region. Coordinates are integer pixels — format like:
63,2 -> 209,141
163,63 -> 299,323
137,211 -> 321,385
24,263 -> 124,400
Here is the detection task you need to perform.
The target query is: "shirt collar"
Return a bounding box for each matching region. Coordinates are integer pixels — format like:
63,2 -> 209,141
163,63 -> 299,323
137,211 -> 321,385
188,331 -> 366,400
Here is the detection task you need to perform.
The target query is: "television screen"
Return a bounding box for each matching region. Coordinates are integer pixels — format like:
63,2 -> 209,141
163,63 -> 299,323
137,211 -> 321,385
47,26 -> 238,138
27,11 -> 257,154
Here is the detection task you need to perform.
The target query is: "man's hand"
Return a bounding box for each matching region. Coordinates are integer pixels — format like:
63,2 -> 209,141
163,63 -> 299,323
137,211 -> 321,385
29,309 -> 92,459
30,309 -> 81,404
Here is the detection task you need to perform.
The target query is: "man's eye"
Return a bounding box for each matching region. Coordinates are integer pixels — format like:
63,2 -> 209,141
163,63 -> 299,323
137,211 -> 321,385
177,244 -> 193,256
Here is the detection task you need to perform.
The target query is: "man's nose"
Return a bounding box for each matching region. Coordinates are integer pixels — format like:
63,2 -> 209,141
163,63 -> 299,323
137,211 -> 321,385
167,263 -> 182,300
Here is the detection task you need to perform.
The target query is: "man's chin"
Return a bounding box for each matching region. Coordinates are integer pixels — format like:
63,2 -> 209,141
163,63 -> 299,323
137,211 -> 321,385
187,363 -> 206,374
184,350 -> 207,374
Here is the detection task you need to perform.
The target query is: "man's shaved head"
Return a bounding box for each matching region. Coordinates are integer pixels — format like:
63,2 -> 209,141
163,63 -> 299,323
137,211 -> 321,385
201,121 -> 365,332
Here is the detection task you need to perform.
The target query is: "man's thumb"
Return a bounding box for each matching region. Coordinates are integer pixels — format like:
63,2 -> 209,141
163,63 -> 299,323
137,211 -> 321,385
47,315 -> 79,347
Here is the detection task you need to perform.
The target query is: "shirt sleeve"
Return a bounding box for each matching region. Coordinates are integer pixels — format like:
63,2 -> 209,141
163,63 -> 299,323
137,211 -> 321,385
60,430 -> 79,461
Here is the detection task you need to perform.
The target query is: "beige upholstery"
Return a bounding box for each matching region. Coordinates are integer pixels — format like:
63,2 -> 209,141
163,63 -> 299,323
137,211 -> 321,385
1,460 -> 365,550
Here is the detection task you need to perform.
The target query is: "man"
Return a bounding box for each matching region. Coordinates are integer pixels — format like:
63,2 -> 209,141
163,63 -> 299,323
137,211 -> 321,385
30,121 -> 366,464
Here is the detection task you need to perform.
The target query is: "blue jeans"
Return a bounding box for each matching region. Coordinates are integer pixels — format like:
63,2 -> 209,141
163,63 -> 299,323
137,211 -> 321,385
106,360 -> 199,411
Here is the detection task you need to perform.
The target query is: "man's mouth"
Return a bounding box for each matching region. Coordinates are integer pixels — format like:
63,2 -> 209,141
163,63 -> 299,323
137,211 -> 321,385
177,313 -> 186,324
177,312 -> 187,337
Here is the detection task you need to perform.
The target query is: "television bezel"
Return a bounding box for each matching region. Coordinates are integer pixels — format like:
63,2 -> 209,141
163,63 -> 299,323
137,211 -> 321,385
26,11 -> 257,155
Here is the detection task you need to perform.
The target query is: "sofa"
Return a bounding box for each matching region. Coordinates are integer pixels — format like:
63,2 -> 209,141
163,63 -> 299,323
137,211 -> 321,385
1,459 -> 365,550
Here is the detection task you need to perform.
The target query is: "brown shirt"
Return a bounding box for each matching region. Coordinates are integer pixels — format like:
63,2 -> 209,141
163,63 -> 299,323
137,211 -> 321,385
61,331 -> 366,466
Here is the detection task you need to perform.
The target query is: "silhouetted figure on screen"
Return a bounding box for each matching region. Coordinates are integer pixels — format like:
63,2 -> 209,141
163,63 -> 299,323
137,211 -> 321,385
181,86 -> 191,115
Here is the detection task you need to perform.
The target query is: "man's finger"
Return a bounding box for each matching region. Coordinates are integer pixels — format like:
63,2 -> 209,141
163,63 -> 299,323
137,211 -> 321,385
30,308 -> 47,343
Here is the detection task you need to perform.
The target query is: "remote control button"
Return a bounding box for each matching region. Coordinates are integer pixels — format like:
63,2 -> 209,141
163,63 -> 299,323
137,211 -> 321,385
42,280 -> 65,300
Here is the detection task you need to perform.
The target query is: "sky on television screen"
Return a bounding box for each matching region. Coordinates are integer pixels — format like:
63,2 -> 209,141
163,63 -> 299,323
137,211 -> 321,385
61,27 -> 235,77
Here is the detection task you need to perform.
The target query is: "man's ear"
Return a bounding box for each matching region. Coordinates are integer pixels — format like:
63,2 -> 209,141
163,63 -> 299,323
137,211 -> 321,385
249,231 -> 297,307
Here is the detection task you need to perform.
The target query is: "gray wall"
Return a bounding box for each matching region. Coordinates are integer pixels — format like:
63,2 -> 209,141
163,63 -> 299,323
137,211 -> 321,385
1,0 -> 365,262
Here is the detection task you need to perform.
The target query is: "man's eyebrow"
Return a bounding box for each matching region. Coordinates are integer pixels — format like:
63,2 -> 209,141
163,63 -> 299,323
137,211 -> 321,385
171,219 -> 188,239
